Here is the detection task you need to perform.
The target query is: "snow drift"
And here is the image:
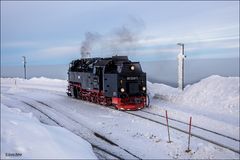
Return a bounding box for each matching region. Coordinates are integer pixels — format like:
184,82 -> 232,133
175,75 -> 239,112
1,104 -> 97,159
1,77 -> 67,92
149,75 -> 239,116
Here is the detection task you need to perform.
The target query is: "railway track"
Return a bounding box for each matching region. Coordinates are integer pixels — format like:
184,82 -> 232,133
79,99 -> 240,154
124,110 -> 240,154
3,94 -> 140,159
140,110 -> 240,142
28,93 -> 240,154
34,100 -> 140,159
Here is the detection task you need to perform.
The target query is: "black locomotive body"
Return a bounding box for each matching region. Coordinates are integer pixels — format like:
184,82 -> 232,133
67,56 -> 147,110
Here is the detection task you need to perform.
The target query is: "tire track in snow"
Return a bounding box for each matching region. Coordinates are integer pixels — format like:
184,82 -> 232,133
3,94 -> 140,159
4,100 -> 120,159
35,92 -> 240,155
34,100 -> 140,159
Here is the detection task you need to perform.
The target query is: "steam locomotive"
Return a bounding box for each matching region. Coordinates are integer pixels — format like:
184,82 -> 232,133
67,56 -> 148,110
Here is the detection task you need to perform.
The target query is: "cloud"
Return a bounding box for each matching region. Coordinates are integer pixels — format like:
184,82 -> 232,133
2,41 -> 39,48
138,24 -> 239,48
16,45 -> 81,65
37,45 -> 80,57
138,35 -> 239,48
1,22 -> 238,65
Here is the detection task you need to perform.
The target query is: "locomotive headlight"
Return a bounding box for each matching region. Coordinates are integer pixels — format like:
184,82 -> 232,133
120,88 -> 125,92
142,86 -> 146,91
130,65 -> 135,71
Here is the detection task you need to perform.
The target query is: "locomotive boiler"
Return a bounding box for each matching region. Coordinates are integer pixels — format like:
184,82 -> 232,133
67,56 -> 148,110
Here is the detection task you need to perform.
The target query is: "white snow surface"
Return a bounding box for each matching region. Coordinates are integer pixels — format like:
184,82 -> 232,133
1,75 -> 239,159
178,75 -> 239,112
1,103 -> 97,159
1,77 -> 67,92
149,75 -> 239,120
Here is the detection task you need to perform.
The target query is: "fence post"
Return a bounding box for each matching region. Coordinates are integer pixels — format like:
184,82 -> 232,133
186,116 -> 192,152
165,110 -> 171,143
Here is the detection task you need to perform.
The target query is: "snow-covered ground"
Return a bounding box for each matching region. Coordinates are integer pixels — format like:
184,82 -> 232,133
1,104 -> 97,159
1,75 -> 239,159
149,75 -> 239,120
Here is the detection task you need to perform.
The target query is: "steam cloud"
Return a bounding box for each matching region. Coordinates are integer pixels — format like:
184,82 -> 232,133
80,17 -> 145,58
80,32 -> 101,58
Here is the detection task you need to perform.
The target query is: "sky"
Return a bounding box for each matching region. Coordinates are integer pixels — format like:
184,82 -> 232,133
1,1 -> 239,66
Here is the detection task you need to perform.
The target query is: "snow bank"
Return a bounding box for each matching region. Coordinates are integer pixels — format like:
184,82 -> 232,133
175,75 -> 239,113
1,104 -> 97,159
1,77 -> 67,92
149,75 -> 239,115
1,77 -> 67,86
29,76 -> 66,84
147,81 -> 180,100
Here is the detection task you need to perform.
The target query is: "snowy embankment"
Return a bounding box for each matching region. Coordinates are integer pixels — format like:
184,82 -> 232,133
1,104 -> 97,159
1,77 -> 67,92
148,75 -> 239,120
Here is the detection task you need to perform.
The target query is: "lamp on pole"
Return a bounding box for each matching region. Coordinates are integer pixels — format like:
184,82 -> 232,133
22,56 -> 27,79
177,43 -> 186,90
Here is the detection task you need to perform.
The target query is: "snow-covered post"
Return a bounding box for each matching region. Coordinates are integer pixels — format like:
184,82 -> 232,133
177,43 -> 186,91
165,110 -> 171,143
186,116 -> 192,152
22,56 -> 27,79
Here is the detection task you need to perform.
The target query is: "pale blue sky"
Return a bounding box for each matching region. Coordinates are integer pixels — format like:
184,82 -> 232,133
1,1 -> 239,66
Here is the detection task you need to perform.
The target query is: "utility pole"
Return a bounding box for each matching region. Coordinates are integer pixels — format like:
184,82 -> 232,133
22,56 -> 27,79
177,43 -> 186,90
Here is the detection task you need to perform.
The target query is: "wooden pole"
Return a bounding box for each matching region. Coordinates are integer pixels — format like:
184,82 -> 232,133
186,116 -> 192,152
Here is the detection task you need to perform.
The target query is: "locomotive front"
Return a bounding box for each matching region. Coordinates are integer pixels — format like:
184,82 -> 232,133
113,59 -> 147,110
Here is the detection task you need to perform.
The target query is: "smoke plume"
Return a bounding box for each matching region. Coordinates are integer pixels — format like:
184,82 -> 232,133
81,32 -> 101,58
80,16 -> 145,58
